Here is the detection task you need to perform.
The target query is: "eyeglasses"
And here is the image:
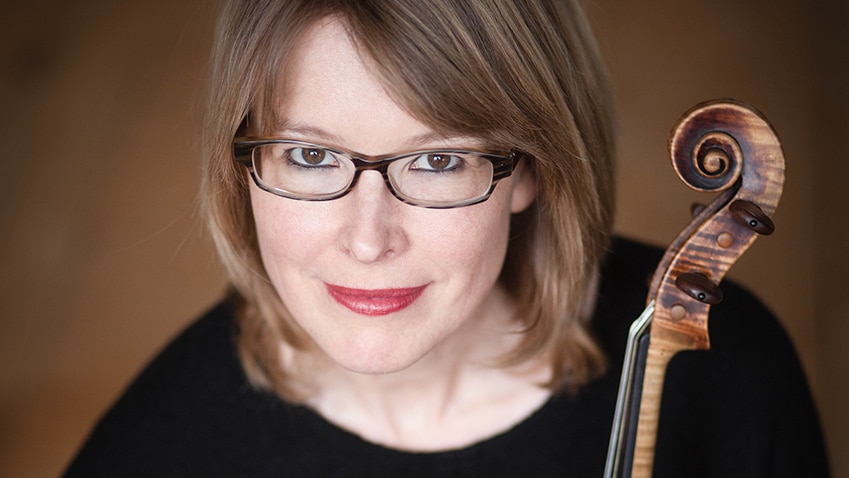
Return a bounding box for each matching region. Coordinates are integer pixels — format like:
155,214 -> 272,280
233,138 -> 520,209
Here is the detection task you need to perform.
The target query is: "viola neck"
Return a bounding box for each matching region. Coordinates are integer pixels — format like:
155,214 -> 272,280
603,302 -> 654,478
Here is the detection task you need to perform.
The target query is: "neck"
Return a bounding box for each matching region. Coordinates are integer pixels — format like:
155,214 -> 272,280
294,287 -> 553,451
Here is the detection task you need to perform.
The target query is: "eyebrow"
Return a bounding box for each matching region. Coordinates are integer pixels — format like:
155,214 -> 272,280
275,121 -> 485,150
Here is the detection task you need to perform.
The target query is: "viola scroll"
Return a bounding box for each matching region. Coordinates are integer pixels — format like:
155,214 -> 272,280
605,99 -> 786,478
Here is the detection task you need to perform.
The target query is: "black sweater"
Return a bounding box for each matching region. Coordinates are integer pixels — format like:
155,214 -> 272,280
64,238 -> 829,477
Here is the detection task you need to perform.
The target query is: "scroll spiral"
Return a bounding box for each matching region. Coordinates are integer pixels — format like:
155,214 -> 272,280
678,131 -> 743,190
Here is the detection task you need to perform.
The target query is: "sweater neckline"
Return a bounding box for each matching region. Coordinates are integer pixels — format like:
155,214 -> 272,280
292,391 -> 570,460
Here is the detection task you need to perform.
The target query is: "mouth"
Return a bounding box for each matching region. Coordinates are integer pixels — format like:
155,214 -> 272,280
325,284 -> 428,316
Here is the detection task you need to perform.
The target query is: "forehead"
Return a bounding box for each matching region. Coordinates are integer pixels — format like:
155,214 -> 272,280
270,17 -> 460,152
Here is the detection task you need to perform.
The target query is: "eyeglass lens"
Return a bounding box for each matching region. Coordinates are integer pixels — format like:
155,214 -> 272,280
252,143 -> 497,205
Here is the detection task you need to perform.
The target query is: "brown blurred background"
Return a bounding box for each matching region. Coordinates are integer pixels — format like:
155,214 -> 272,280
1,0 -> 846,476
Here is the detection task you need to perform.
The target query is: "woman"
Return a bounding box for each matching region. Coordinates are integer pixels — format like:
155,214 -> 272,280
65,0 -> 828,476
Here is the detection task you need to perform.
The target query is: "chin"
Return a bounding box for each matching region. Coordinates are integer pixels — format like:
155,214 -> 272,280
323,337 -> 431,376
339,361 -> 414,376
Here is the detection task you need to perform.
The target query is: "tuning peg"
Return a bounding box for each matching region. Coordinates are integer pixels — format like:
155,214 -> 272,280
729,200 -> 775,235
675,272 -> 723,304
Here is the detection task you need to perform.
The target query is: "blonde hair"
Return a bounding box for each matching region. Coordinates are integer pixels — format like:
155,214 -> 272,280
202,0 -> 616,399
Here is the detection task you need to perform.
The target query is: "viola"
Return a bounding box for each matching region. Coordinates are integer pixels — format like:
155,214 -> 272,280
603,99 -> 785,477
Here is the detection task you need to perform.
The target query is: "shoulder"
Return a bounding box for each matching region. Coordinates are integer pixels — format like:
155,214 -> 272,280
594,236 -> 799,363
654,281 -> 829,476
594,237 -> 828,476
63,295 -> 294,476
96,295 -> 245,410
598,236 -> 808,380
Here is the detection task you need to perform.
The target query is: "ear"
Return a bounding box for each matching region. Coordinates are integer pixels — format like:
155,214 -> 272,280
509,161 -> 537,213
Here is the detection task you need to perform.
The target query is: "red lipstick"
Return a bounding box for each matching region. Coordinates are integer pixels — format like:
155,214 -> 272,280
325,284 -> 427,316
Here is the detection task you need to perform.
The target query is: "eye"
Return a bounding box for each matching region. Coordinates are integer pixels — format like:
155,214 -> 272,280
288,147 -> 338,167
409,153 -> 463,172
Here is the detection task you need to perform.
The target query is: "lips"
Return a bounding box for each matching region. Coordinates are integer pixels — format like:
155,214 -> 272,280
325,284 -> 428,316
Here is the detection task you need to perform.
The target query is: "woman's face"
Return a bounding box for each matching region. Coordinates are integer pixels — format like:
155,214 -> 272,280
250,17 -> 536,374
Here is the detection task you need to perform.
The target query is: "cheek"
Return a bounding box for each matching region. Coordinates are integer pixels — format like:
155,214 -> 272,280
424,195 -> 513,281
250,187 -> 333,275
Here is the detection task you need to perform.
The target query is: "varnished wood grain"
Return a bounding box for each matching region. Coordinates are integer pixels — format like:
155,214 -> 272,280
630,100 -> 785,477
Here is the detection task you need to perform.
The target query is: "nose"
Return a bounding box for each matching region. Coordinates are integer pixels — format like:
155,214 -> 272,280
337,170 -> 407,263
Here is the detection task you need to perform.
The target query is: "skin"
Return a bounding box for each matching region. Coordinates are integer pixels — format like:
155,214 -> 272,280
249,16 -> 549,451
